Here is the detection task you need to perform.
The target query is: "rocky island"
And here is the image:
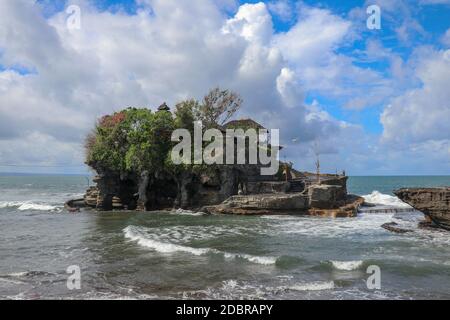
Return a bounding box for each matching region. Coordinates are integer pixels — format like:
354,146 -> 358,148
68,89 -> 363,217
395,188 -> 450,230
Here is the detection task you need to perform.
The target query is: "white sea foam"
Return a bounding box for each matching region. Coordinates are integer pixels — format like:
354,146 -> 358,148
362,191 -> 412,208
123,226 -> 277,265
330,260 -> 364,271
18,203 -> 59,211
224,253 -> 278,265
287,281 -> 335,291
170,209 -> 204,216
0,201 -> 60,211
3,272 -> 28,277
124,226 -> 211,256
0,201 -> 22,209
194,280 -> 336,300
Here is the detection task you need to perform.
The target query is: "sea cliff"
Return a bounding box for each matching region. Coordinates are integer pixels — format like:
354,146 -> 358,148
395,188 -> 450,230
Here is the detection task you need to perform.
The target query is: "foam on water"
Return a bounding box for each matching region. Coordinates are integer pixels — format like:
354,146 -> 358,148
330,260 -> 364,271
124,226 -> 211,256
170,209 -> 205,216
224,253 -> 277,265
265,213 -> 395,238
287,281 -> 335,291
182,279 -> 336,300
123,226 -> 277,265
0,201 -> 23,209
362,191 -> 412,208
0,201 -> 61,211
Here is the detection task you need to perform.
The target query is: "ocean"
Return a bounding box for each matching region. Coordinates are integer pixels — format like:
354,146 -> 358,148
0,175 -> 449,300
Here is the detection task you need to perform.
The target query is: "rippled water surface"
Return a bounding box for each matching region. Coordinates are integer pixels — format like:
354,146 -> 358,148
0,175 -> 449,300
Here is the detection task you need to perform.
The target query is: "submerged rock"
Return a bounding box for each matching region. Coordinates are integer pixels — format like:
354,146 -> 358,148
64,199 -> 85,212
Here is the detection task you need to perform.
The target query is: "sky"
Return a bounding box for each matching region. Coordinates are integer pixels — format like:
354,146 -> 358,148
0,0 -> 449,175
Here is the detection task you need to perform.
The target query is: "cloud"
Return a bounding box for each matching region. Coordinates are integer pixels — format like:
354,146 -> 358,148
267,0 -> 294,22
442,28 -> 450,47
223,2 -> 273,44
274,6 -> 351,66
0,0 -> 351,171
381,47 -> 450,150
0,0 -> 448,175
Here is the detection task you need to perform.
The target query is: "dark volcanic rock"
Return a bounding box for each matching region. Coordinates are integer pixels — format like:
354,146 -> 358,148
395,188 -> 450,230
381,222 -> 413,234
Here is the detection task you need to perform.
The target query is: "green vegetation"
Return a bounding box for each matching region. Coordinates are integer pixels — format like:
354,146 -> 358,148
85,88 -> 242,177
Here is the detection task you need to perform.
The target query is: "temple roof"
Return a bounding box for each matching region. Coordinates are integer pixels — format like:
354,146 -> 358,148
157,102 -> 170,112
224,119 -> 266,130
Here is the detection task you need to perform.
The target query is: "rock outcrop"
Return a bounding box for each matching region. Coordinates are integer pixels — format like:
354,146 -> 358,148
204,193 -> 309,215
76,172 -> 359,217
308,195 -> 365,218
308,184 -> 346,209
395,188 -> 450,230
204,184 -> 364,217
381,222 -> 413,234
79,108 -> 356,215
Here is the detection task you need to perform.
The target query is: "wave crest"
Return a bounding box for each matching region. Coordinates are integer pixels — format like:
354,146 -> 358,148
123,226 -> 277,265
330,260 -> 364,271
0,201 -> 60,211
362,191 -> 412,208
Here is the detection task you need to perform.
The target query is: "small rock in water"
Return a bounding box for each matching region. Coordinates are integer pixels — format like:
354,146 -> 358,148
381,222 -> 413,234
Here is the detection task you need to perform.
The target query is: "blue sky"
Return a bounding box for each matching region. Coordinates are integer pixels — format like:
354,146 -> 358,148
1,0 -> 449,175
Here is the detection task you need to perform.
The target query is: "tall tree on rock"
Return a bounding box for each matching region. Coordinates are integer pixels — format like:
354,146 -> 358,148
194,88 -> 243,128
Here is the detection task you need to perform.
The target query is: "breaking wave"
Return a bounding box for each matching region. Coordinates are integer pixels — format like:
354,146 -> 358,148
0,201 -> 61,211
224,253 -> 277,265
123,226 -> 277,265
330,260 -> 364,271
170,209 -> 205,216
362,191 -> 412,208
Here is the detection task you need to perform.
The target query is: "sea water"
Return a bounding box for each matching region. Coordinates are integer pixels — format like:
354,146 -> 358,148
0,175 -> 449,300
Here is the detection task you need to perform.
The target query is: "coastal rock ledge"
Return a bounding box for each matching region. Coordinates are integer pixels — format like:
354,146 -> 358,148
395,188 -> 450,230
203,189 -> 364,218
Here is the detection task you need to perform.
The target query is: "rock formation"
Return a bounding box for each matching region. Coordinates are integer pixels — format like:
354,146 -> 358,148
75,104 -> 361,217
395,188 -> 450,230
204,187 -> 363,217
73,168 -> 363,217
381,222 -> 413,234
